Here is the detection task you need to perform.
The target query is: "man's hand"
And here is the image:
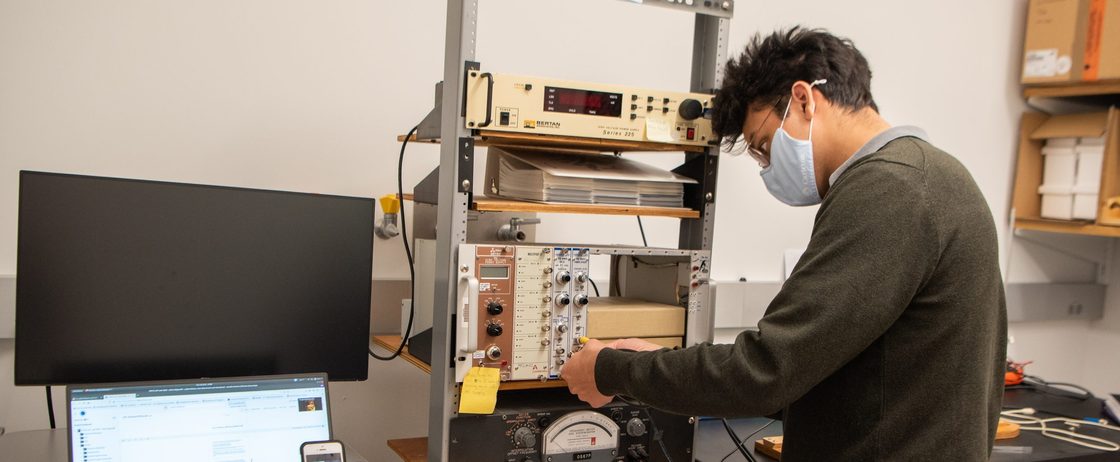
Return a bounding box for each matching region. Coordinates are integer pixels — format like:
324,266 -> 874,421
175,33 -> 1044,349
562,339 -> 613,408
606,338 -> 665,352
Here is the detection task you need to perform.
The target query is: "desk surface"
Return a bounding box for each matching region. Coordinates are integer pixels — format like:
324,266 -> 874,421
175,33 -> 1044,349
0,429 -> 370,462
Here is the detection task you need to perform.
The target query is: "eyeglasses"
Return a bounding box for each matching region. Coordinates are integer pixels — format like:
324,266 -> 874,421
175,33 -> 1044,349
743,97 -> 786,168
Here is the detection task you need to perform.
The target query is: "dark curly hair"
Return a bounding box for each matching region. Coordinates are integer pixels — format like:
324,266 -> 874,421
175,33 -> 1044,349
711,27 -> 878,150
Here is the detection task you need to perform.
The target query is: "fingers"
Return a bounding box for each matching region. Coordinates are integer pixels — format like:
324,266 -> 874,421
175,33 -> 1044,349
583,339 -> 606,350
605,337 -> 661,352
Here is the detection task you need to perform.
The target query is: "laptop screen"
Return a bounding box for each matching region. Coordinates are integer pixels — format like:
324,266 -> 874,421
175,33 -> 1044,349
67,374 -> 331,462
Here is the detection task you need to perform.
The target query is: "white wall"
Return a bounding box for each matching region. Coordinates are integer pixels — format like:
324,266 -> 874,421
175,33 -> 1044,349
2,0 -> 1116,458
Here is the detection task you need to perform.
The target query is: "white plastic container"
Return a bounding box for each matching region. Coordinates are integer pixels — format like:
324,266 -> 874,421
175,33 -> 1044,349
1041,146 -> 1078,189
1075,144 -> 1105,191
1072,191 -> 1099,220
1039,184 -> 1075,220
1045,137 -> 1078,148
1079,136 -> 1106,146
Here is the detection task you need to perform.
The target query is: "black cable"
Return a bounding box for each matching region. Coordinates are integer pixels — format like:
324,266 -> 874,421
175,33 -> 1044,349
721,418 -> 757,462
719,419 -> 774,462
643,408 -> 673,462
1019,375 -> 1095,400
631,256 -> 677,268
636,216 -> 648,247
45,386 -> 56,429
611,256 -> 621,296
370,125 -> 420,361
588,278 -> 601,297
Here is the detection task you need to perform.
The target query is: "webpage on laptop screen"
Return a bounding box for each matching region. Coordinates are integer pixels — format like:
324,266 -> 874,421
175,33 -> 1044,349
69,376 -> 330,462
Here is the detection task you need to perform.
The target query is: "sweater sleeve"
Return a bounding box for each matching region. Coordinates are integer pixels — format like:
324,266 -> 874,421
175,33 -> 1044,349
594,159 -> 940,417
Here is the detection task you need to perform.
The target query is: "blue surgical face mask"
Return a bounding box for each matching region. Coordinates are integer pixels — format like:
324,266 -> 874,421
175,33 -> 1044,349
760,79 -> 827,206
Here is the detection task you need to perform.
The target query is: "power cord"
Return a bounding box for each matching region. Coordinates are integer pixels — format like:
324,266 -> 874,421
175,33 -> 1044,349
636,216 -> 648,247
721,418 -> 757,462
719,419 -> 774,462
647,409 -> 674,462
1023,375 -> 1095,400
370,125 -> 419,361
1001,408 -> 1120,452
46,386 -> 56,429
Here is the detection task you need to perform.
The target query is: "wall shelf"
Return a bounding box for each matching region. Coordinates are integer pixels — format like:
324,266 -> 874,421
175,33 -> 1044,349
398,130 -> 710,153
371,335 -> 431,374
1014,217 -> 1120,238
1011,110 -> 1120,238
387,437 -> 427,462
1023,80 -> 1120,98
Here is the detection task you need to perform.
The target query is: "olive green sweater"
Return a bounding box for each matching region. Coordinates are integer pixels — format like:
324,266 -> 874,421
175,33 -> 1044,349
595,138 -> 1007,461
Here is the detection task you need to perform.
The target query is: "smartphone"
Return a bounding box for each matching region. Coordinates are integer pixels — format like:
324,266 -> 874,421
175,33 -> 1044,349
301,440 -> 345,462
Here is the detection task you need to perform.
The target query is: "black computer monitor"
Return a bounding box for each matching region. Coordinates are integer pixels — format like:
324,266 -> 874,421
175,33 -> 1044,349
16,171 -> 374,384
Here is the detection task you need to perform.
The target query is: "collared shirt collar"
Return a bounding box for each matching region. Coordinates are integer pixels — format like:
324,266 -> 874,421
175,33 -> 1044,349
828,125 -> 929,186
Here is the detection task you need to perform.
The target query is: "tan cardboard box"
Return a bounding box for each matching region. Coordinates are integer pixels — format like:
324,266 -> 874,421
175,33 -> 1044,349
586,297 -> 685,339
593,337 -> 683,349
1021,0 -> 1120,84
1012,108 -> 1120,225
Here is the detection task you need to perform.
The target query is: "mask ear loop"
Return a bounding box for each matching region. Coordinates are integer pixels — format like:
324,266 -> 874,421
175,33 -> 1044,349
805,79 -> 827,139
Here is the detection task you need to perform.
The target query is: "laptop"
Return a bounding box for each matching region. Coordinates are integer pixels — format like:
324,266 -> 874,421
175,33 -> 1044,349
67,373 -> 333,462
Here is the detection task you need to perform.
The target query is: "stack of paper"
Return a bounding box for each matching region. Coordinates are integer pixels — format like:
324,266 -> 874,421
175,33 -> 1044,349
485,147 -> 697,208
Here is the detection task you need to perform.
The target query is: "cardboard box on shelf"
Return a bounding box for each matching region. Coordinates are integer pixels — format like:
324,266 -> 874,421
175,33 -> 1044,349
1013,108 -> 1120,225
586,297 -> 685,339
1021,0 -> 1120,84
592,337 -> 683,349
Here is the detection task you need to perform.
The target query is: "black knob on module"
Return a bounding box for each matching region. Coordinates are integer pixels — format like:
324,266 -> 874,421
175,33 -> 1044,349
487,301 -> 504,315
678,99 -> 704,120
487,323 -> 503,337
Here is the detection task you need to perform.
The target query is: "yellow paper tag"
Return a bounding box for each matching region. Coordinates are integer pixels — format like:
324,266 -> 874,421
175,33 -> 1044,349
458,366 -> 500,415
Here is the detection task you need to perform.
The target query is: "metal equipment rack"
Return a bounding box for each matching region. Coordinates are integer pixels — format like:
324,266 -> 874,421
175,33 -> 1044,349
395,2 -> 733,460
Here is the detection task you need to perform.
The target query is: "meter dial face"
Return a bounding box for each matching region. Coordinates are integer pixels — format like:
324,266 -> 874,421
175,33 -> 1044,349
541,410 -> 619,456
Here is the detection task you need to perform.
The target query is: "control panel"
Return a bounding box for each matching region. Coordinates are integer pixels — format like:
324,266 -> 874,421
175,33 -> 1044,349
448,393 -> 694,462
465,71 -> 715,147
636,0 -> 735,18
457,245 -> 591,382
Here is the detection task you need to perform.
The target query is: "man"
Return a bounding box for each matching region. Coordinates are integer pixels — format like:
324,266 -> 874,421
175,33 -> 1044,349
562,27 -> 1007,461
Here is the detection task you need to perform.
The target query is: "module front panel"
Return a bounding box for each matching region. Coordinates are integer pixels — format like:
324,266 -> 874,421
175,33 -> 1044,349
465,71 -> 716,147
459,245 -> 592,382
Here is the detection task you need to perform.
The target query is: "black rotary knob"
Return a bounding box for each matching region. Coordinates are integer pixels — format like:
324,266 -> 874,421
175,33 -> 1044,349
486,301 -> 504,315
678,99 -> 704,120
486,323 -> 503,337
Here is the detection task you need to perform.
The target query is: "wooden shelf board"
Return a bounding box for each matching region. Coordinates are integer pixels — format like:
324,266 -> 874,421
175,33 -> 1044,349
370,335 -> 569,391
474,197 -> 700,218
1023,80 -> 1120,98
1014,217 -> 1120,238
398,130 -> 709,153
371,335 -> 431,374
399,193 -> 700,219
387,437 -> 427,462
